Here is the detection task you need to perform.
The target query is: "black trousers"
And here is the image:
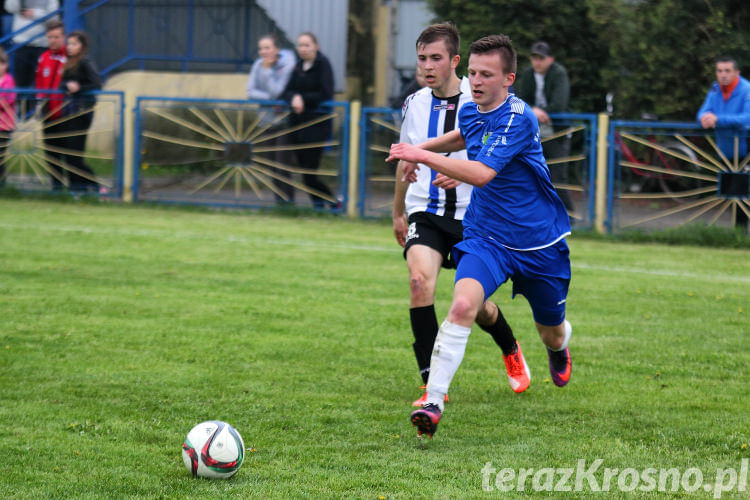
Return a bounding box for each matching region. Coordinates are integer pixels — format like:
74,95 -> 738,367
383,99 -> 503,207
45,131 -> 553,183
12,46 -> 45,88
44,109 -> 98,191
294,146 -> 333,208
0,132 -> 9,186
264,126 -> 295,203
44,120 -> 67,191
737,206 -> 748,232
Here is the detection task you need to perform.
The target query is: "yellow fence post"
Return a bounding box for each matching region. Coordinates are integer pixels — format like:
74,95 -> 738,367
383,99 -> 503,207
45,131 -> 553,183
121,89 -> 136,203
595,112 -> 610,234
347,100 -> 361,218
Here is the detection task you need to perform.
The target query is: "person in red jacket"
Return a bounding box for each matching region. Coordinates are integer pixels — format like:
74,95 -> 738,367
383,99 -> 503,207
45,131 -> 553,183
34,19 -> 67,190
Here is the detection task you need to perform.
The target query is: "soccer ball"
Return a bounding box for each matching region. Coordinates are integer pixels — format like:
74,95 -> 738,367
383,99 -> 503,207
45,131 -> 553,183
182,421 -> 245,479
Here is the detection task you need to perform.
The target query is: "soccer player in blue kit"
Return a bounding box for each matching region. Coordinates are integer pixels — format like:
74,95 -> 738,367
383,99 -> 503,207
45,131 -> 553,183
394,23 -> 530,406
388,34 -> 573,438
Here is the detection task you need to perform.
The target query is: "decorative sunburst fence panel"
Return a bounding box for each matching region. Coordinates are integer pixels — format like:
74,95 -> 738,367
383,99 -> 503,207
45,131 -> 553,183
0,90 -> 124,196
133,97 -> 349,210
358,107 -> 597,228
608,121 -> 749,232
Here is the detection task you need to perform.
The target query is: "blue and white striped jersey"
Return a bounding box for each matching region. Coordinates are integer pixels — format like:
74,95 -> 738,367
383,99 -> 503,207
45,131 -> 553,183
399,77 -> 473,220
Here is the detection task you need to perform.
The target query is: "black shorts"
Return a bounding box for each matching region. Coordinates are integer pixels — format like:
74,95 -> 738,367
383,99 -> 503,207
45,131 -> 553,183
403,212 -> 463,269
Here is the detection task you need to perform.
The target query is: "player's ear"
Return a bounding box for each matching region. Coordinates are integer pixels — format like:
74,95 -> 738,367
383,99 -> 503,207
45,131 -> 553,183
451,53 -> 460,70
505,72 -> 516,87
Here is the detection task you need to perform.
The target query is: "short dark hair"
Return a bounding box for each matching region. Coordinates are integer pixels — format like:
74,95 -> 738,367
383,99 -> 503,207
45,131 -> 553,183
416,23 -> 460,58
45,19 -> 64,33
716,56 -> 738,71
469,34 -> 516,74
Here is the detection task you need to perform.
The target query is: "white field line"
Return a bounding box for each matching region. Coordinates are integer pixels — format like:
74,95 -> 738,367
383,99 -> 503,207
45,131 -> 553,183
2,221 -> 749,284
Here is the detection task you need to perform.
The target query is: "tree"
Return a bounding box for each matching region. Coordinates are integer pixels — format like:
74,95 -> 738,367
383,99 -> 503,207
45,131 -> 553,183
588,0 -> 750,120
426,0 -> 609,113
427,0 -> 750,119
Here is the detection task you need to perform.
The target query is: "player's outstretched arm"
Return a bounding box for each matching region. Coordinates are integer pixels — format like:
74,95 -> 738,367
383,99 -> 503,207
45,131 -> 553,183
417,129 -> 465,153
388,143 -> 497,187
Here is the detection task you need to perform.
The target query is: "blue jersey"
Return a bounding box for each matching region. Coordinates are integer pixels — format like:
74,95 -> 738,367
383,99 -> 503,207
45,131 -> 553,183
458,94 -> 571,250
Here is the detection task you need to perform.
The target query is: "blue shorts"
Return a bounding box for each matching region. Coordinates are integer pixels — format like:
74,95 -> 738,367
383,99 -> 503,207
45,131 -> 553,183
453,237 -> 571,326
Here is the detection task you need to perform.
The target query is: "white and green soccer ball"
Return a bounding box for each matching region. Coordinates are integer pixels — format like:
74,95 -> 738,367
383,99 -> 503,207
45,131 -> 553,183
182,421 -> 245,479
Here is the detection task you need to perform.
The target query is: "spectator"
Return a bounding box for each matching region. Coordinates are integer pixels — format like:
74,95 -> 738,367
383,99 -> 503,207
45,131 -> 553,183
246,33 -> 296,204
282,32 -> 337,210
246,34 -> 295,101
4,0 -> 59,88
697,56 -> 750,232
516,41 -> 575,214
58,30 -> 102,193
0,46 -> 15,186
35,19 -> 65,190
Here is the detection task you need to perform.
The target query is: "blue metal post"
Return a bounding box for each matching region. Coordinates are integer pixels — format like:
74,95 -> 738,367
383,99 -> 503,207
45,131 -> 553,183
606,122 -> 617,233
241,4 -> 251,71
116,91 -> 125,199
63,0 -> 81,31
132,97 -> 143,202
338,101 -> 350,213
358,108 -> 370,217
587,115 -> 598,229
185,0 -> 194,72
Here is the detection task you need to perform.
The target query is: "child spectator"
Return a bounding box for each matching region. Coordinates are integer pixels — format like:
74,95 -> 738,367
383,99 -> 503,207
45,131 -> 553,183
58,30 -> 102,192
0,46 -> 15,186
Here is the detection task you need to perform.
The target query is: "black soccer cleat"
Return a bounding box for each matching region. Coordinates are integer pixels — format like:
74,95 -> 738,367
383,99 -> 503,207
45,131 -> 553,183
410,403 -> 442,438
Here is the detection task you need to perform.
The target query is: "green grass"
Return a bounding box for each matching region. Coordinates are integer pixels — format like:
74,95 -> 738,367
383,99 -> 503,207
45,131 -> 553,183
0,198 -> 748,499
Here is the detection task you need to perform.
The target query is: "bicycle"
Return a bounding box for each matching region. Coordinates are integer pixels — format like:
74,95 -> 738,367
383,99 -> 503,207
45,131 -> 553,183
614,127 -> 703,199
606,92 -> 706,202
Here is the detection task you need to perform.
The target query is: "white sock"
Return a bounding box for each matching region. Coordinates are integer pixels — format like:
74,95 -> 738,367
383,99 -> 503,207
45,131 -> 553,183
426,320 -> 472,411
550,320 -> 572,352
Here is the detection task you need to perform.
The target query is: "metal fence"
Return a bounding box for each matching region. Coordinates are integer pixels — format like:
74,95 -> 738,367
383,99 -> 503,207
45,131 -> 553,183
0,89 -> 124,197
607,120 -> 749,232
132,96 -> 349,210
2,91 -> 748,235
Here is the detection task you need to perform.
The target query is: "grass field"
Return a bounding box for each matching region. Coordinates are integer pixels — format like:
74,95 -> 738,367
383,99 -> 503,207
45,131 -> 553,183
1,198 -> 748,499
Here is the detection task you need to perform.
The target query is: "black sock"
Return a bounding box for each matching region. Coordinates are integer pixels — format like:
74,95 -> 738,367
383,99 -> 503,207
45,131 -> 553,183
479,304 -> 517,356
410,305 -> 439,385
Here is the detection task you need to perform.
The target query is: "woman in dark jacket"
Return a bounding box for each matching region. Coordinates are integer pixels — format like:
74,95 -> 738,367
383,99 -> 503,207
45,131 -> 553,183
59,30 -> 103,192
282,32 -> 336,209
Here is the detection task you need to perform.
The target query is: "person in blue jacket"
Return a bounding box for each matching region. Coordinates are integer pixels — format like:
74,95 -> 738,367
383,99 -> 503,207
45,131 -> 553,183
697,56 -> 750,231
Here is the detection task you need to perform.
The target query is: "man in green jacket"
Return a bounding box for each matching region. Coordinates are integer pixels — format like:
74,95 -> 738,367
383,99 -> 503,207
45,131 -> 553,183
516,41 -> 574,215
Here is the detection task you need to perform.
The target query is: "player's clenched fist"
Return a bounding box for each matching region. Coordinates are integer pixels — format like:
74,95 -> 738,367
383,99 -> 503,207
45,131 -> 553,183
387,143 -> 423,182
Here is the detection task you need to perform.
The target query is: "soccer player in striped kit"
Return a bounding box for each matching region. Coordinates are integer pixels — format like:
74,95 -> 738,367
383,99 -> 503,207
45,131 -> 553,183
392,24 -> 530,407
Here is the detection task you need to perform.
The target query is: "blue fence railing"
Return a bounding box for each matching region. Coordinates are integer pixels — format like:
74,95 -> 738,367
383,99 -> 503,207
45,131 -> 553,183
132,96 -> 349,211
0,88 -> 124,196
0,89 -> 746,232
608,120 -> 749,232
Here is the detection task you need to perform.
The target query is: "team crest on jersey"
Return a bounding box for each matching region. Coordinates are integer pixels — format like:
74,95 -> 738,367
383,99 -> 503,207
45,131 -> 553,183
433,103 -> 456,111
482,132 -> 492,145
43,68 -> 50,77
405,222 -> 419,243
